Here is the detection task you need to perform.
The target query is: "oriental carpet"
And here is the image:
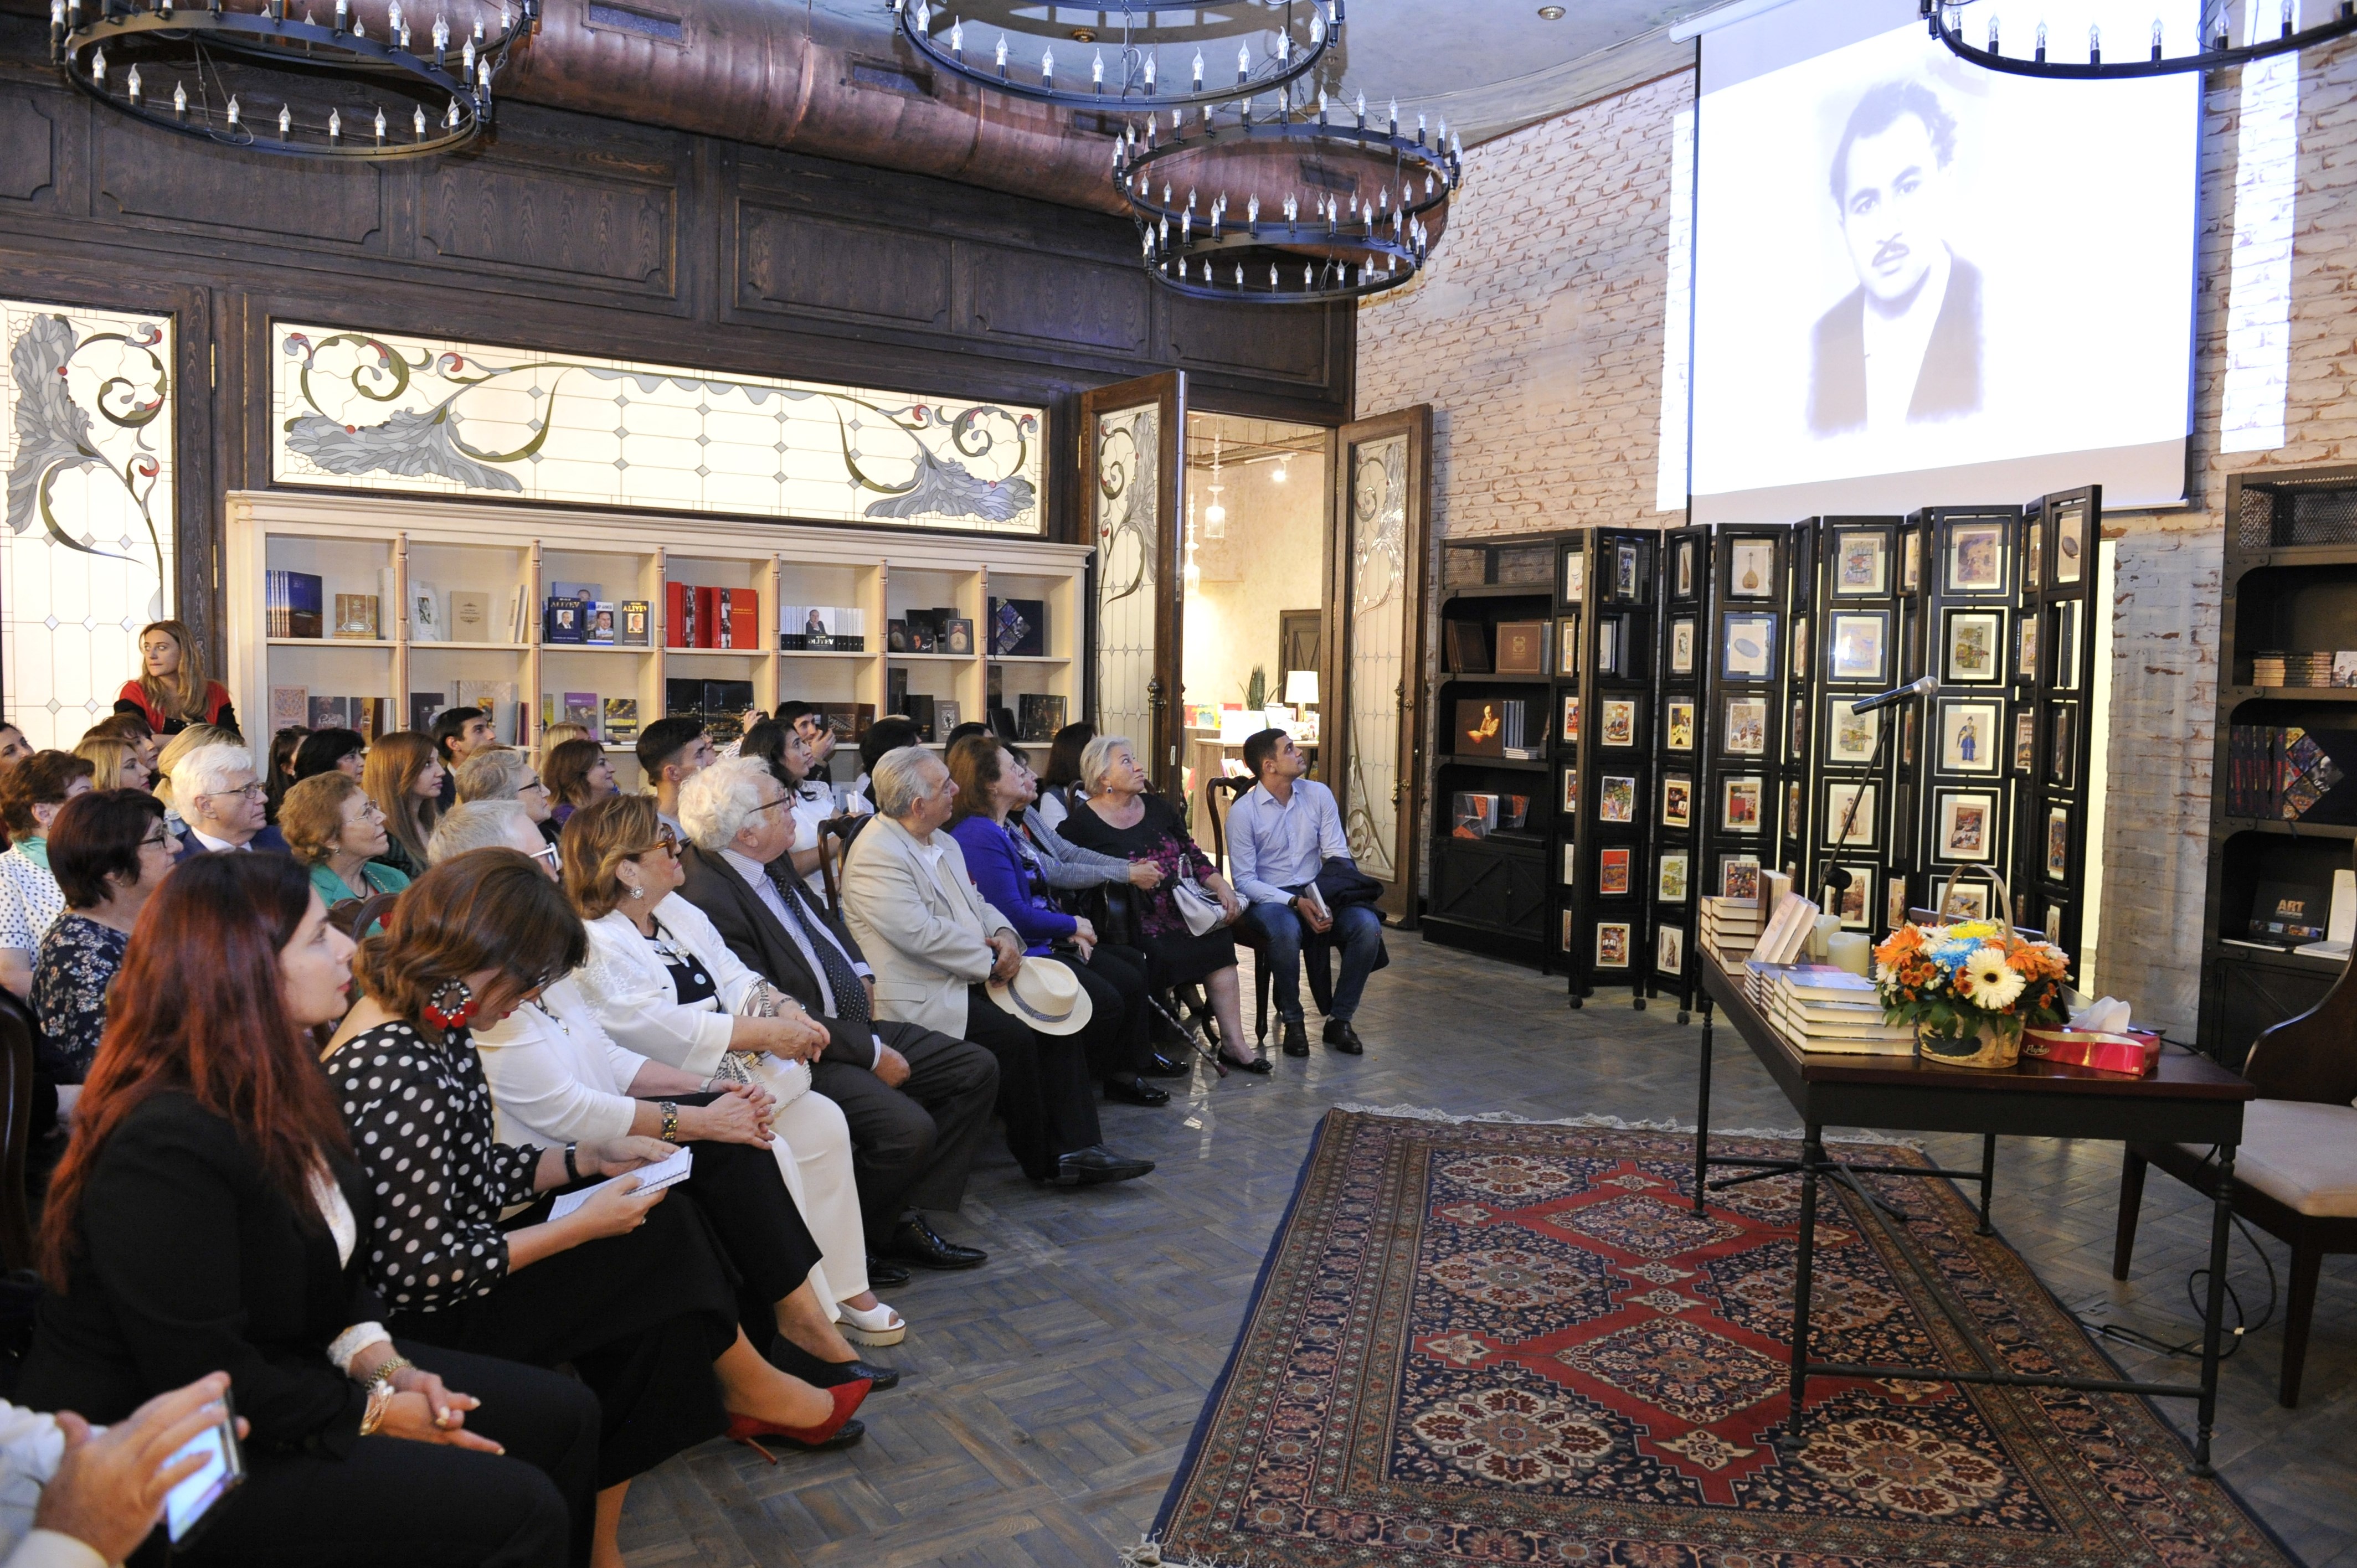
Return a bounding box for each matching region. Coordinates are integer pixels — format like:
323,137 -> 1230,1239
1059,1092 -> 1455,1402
1146,1108 -> 2298,1568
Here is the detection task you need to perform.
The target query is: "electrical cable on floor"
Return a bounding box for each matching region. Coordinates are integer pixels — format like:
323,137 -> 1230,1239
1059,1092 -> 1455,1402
2071,1146 -> 2278,1363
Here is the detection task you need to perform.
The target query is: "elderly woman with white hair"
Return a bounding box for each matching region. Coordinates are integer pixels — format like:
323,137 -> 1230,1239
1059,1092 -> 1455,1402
434,801 -> 905,1388
1058,733 -> 1263,1071
168,740 -> 294,859
559,793 -> 907,1348
455,745 -> 561,846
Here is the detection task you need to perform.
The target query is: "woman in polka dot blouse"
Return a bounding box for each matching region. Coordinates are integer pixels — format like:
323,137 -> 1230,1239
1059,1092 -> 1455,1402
323,849 -> 872,1568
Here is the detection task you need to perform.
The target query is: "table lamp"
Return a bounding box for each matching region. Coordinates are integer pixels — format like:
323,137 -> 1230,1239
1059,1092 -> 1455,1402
1284,668 -> 1319,713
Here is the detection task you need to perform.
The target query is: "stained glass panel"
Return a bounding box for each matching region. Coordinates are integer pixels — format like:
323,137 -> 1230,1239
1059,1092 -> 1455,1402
1344,433 -> 1406,879
1093,403 -> 1159,747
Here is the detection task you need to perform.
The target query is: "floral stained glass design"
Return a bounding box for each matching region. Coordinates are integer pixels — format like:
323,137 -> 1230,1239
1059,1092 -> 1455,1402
1344,432 -> 1407,879
1094,403 -> 1159,750
2,301 -> 176,750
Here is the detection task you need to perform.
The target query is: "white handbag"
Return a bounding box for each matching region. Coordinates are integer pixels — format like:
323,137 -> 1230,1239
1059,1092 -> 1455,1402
1170,876 -> 1229,937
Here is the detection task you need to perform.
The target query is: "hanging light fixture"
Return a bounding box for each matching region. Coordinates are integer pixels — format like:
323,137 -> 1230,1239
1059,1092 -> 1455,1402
52,0 -> 536,158
1117,85 -> 1463,306
1203,430 -> 1228,540
891,0 -> 1340,112
1921,0 -> 2355,79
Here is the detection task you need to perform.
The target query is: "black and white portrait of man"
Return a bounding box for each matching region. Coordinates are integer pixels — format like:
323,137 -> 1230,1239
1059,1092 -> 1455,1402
1808,79 -> 1983,437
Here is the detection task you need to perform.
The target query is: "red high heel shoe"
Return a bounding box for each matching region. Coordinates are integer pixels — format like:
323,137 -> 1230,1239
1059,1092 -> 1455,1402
725,1377 -> 871,1462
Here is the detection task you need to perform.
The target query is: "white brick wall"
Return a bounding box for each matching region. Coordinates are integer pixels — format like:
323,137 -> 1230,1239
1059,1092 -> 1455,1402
1360,44 -> 2357,1035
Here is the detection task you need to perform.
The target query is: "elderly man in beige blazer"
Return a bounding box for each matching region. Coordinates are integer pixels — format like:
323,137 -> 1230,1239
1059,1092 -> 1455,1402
841,746 -> 1154,1187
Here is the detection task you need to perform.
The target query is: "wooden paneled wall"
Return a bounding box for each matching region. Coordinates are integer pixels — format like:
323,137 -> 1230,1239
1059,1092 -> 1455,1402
0,24 -> 1352,659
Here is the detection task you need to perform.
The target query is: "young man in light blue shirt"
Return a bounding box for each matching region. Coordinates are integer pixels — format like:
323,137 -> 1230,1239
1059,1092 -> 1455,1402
1227,728 -> 1384,1057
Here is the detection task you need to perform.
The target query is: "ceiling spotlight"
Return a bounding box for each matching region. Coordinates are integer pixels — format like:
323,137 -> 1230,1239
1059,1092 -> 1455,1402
1068,27 -> 1094,42
1537,6 -> 1565,18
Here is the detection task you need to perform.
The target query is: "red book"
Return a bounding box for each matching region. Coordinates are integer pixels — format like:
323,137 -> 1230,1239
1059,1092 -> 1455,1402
728,592 -> 759,651
663,581 -> 693,649
693,586 -> 719,649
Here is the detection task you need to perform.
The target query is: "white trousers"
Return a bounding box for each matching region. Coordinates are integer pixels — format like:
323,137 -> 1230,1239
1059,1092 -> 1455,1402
747,1055 -> 869,1311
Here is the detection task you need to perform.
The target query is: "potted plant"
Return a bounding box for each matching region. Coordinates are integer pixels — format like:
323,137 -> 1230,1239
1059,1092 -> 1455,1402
1872,889 -> 2071,1069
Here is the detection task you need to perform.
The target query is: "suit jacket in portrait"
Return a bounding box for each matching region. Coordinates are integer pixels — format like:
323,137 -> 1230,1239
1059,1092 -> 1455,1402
1807,252 -> 1983,437
837,813 -> 1015,1039
676,841 -> 879,1068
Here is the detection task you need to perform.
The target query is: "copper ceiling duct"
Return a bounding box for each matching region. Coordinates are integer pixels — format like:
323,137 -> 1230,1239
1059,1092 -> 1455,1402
499,0 -> 1130,215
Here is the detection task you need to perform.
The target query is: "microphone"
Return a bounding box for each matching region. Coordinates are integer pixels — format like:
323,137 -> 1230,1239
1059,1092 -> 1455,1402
1849,675 -> 1938,715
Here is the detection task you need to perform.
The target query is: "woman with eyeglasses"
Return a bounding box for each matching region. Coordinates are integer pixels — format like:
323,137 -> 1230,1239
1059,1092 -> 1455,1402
560,796 -> 903,1346
281,772 -> 412,911
326,848 -> 873,1567
0,751 -> 97,998
31,790 -> 177,1087
457,747 -> 562,848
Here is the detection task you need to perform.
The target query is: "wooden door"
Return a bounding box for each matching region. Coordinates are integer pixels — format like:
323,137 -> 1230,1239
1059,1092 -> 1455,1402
1080,374 -> 1188,798
1326,406 -> 1432,925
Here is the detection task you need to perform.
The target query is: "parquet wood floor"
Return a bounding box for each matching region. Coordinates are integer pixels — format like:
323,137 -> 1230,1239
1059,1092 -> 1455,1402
617,941 -> 2357,1567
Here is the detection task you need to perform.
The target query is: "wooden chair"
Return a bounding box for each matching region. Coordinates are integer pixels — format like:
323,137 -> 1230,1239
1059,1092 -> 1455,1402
2113,961 -> 2357,1406
0,993 -> 43,1272
327,889 -> 403,942
816,816 -> 866,920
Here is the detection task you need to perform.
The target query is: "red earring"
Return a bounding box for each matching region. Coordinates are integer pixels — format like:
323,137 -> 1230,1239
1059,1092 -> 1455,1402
423,978 -> 478,1030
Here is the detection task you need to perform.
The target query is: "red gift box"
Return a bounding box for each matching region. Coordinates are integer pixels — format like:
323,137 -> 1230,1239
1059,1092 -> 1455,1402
2023,1027 -> 2163,1076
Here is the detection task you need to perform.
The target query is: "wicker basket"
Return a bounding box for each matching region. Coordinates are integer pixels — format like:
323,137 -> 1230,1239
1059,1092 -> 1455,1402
1913,866 -> 2025,1071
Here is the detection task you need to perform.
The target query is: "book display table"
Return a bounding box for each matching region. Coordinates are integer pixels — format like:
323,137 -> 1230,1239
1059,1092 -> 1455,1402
1692,959 -> 2255,1471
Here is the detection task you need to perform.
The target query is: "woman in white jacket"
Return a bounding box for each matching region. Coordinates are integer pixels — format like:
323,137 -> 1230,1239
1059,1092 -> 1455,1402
555,795 -> 904,1347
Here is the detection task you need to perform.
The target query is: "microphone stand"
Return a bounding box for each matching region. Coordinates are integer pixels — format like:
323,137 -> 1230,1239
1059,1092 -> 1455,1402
1821,690 -> 1918,925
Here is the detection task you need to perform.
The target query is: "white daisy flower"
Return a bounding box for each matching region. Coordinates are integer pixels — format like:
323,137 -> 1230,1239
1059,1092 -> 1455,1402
1959,945 -> 2025,1010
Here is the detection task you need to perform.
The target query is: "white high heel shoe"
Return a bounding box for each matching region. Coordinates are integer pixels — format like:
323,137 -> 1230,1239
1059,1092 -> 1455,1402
838,1299 -> 906,1346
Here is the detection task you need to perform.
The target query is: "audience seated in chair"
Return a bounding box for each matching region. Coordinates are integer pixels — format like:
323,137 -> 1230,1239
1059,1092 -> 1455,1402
169,743 -> 290,862
1057,735 -> 1267,1072
435,801 -> 903,1386
358,733 -> 443,881
148,725 -> 239,844
670,757 -> 1002,1274
67,736 -> 148,797
840,746 -> 1155,1187
30,791 -> 173,1090
325,849 -> 874,1565
21,853 -> 598,1567
0,755 -> 96,998
549,793 -> 907,1346
1226,728 -> 1387,1059
456,747 -> 562,846
1031,722 -> 1095,837
428,708 -> 496,810
289,726 -> 366,787
635,718 -> 716,840
280,773 -> 410,914
740,720 -> 835,899
944,736 -> 1167,1107
840,716 -> 922,820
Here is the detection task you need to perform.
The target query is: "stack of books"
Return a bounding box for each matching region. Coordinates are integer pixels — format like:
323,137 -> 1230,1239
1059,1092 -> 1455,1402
2250,651 -> 2343,688
1499,699 -> 1541,762
1748,962 -> 1914,1055
778,606 -> 867,652
2224,724 -> 2348,821
1698,896 -> 1763,973
266,571 -> 324,638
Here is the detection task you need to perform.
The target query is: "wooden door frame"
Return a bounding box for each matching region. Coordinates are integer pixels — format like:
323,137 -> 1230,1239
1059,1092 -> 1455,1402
1326,404 -> 1434,927
1078,373 -> 1188,798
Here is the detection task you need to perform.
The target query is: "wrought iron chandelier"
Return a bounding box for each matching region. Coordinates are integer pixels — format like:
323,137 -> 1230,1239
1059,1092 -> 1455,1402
52,0 -> 536,158
1922,0 -> 2356,79
1115,90 -> 1462,305
890,0 -> 1339,112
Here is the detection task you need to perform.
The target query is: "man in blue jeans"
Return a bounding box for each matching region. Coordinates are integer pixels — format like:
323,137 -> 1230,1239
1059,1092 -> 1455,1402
1228,728 -> 1384,1058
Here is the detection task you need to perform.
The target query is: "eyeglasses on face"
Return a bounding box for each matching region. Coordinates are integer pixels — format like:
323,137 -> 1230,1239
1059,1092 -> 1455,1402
633,831 -> 680,858
202,782 -> 267,801
138,831 -> 177,850
529,843 -> 563,870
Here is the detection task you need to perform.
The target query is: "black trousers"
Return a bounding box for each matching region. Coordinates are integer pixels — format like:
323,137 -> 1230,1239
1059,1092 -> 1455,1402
665,1113 -> 827,1338
164,1342 -> 596,1568
389,1193 -> 740,1488
1054,945 -> 1150,1080
961,985 -> 1103,1179
809,1020 -> 1000,1242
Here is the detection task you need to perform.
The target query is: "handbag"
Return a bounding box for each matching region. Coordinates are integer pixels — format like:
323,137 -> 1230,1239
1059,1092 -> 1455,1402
1169,875 -> 1229,937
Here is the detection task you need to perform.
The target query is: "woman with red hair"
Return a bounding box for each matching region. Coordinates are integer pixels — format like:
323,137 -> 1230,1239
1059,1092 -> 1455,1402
18,853 -> 598,1566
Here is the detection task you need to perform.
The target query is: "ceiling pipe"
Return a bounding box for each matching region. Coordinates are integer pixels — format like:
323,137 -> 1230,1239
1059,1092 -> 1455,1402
498,0 -> 1132,215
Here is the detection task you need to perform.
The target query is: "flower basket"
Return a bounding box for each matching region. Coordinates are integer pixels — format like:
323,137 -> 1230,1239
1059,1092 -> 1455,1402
1872,868 -> 2071,1072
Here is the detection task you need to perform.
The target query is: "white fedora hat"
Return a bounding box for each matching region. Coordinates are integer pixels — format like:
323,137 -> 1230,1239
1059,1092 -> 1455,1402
985,955 -> 1093,1036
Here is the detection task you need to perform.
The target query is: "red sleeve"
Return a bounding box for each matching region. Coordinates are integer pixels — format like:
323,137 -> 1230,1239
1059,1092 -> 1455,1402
115,681 -> 159,726
205,683 -> 234,722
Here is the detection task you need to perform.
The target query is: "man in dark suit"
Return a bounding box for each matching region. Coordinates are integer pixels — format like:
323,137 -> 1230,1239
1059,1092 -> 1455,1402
675,756 -> 999,1275
1808,79 -> 1983,437
172,741 -> 291,859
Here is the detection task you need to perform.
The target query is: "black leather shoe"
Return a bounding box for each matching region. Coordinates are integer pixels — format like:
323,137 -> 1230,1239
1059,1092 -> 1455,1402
766,1338 -> 902,1393
1324,1019 -> 1366,1055
883,1214 -> 987,1270
1281,1019 -> 1310,1057
1146,1051 -> 1191,1077
1105,1075 -> 1170,1106
1219,1048 -> 1274,1074
864,1257 -> 913,1288
1052,1144 -> 1156,1185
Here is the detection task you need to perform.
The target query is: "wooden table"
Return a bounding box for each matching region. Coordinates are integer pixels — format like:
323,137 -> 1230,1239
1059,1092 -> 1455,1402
1693,960 -> 2254,1472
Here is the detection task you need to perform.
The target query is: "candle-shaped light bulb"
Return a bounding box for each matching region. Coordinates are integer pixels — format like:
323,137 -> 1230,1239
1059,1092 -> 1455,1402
1988,14 -> 1999,51
1310,10 -> 1324,44
173,81 -> 187,113
2088,22 -> 2099,61
476,56 -> 489,90
471,17 -> 482,39
1247,194 -> 1259,223
1186,186 -> 1196,210
2283,0 -> 2295,35
389,1 -> 402,32
1191,49 -> 1202,89
1278,28 -> 1290,60
334,0 -> 346,29
1236,39 -> 1249,81
431,12 -> 446,50
1424,171 -> 1434,196
352,16 -> 364,38
399,21 -> 410,46
1143,52 -> 1155,86
1233,264 -> 1243,287
1354,91 -> 1365,126
2150,17 -> 2161,58
948,17 -> 961,55
1387,98 -> 1397,134
1317,87 -> 1329,123
277,104 -> 290,134
90,47 -> 104,86
373,105 -> 385,140
413,102 -> 425,134
1180,210 -> 1190,239
48,0 -> 60,27
328,107 -> 342,138
445,96 -> 459,126
1417,111 -> 1427,143
226,94 -> 239,125
1160,180 -> 1170,204
1092,49 -> 1103,86
462,37 -> 475,74
2035,20 -> 2047,60
1039,44 -> 1052,85
126,64 -> 140,100
994,33 -> 1006,71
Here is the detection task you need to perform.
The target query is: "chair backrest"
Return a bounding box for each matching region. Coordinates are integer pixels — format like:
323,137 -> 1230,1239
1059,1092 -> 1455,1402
818,816 -> 864,919
327,890 -> 402,943
1203,775 -> 1253,879
2241,954 -> 2357,1102
0,993 -> 41,1271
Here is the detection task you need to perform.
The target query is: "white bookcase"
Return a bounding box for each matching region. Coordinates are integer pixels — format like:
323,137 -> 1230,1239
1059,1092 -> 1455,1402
224,492 -> 1089,790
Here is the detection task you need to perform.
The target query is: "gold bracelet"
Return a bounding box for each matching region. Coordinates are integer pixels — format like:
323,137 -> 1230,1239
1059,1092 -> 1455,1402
359,1378 -> 397,1438
368,1354 -> 416,1390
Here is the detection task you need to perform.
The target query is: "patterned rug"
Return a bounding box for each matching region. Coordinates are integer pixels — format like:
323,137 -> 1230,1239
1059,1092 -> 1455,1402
1146,1108 -> 2299,1568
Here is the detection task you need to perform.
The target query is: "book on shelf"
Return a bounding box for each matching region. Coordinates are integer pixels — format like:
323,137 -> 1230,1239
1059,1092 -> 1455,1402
507,585 -> 529,644
2225,724 -> 2354,821
409,581 -> 442,642
270,685 -> 309,731
543,596 -> 586,644
332,594 -> 380,639
819,703 -> 875,741
408,691 -> 447,734
989,597 -> 1046,657
664,582 -> 699,649
1443,620 -> 1490,674
306,695 -> 390,738
719,589 -> 759,651
455,680 -> 521,745
266,570 -> 325,639
906,693 -> 939,741
1017,692 -> 1067,741
886,666 -> 908,716
447,589 -> 491,642
601,697 -> 640,742
2248,879 -> 2332,944
1450,792 -> 1499,839
548,580 -> 602,605
560,692 -> 601,739
1495,620 -> 1548,675
585,601 -> 617,646
619,600 -> 651,646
